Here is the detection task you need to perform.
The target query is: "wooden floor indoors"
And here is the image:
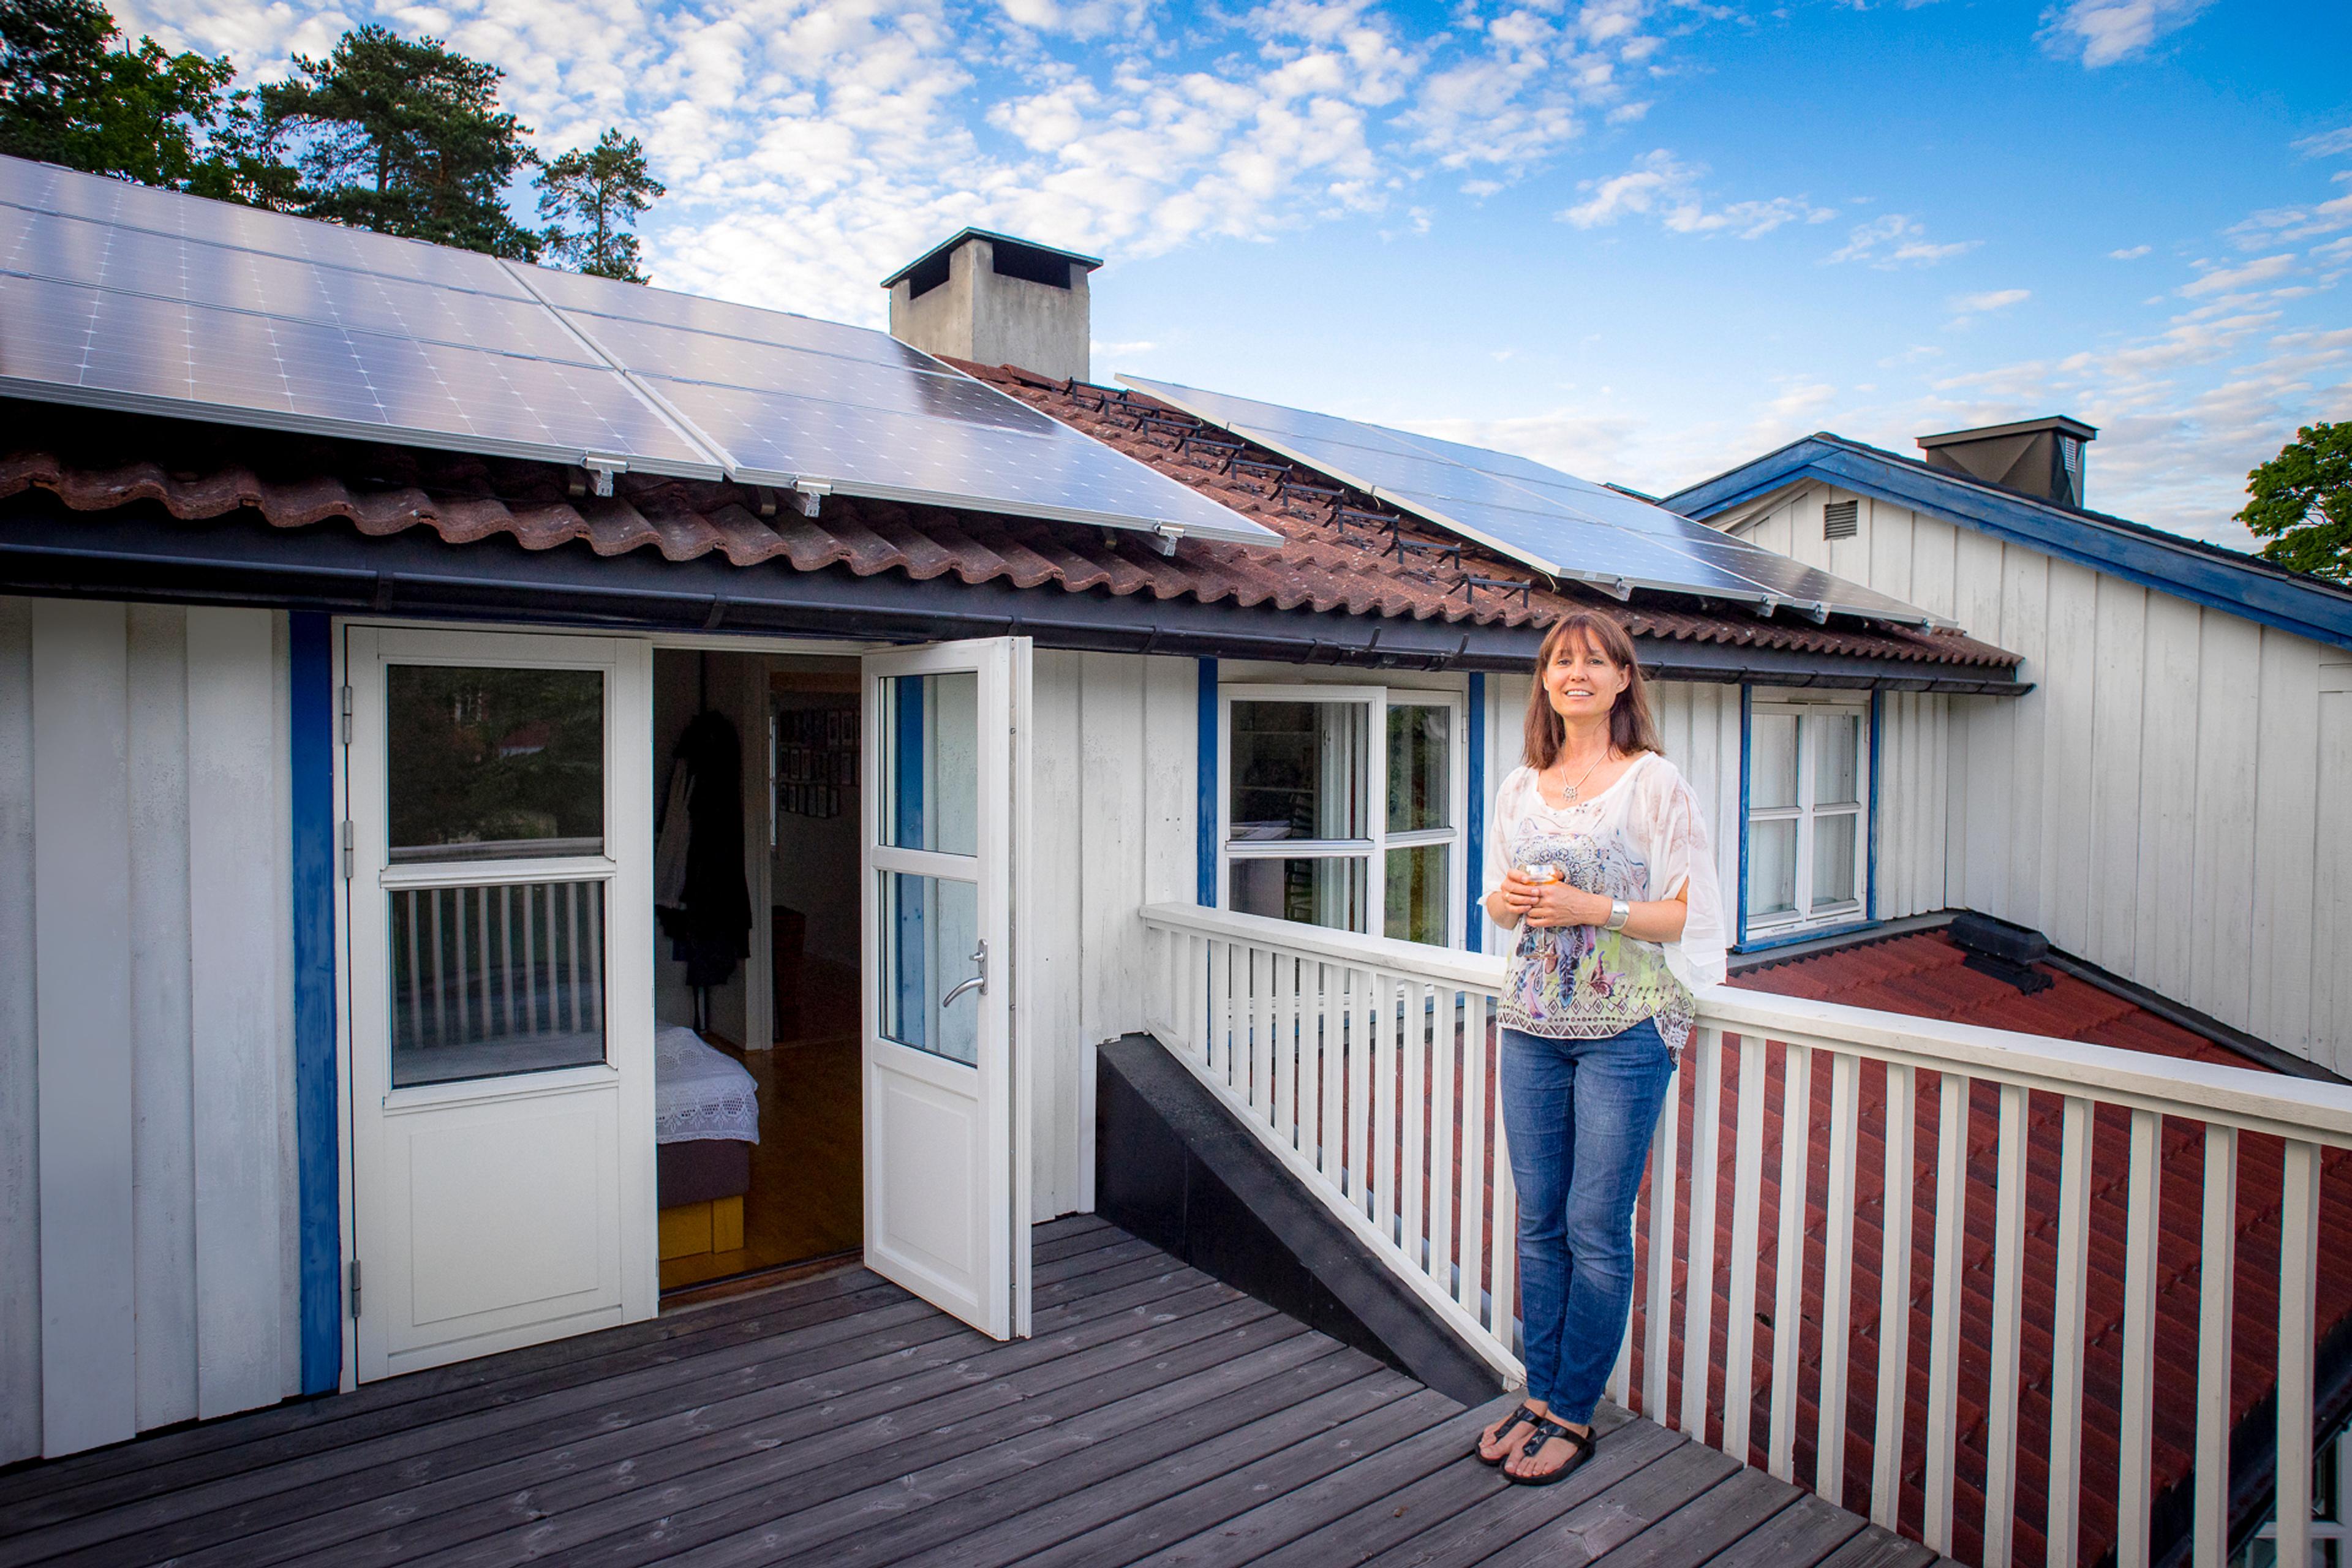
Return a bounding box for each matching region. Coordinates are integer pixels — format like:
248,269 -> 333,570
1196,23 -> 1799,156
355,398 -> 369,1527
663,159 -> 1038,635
0,1218 -> 1946,1568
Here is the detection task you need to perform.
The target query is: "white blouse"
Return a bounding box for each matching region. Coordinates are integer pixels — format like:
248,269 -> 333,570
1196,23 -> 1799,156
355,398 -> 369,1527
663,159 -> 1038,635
1482,752 -> 1729,1050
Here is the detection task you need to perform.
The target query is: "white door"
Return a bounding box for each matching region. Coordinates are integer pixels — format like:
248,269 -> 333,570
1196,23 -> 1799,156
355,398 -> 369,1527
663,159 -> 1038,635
861,638 -> 1033,1338
346,627 -> 655,1380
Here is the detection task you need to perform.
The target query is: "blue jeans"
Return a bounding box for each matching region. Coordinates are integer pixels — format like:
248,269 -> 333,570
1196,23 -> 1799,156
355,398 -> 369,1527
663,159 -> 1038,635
1499,1018 -> 1675,1423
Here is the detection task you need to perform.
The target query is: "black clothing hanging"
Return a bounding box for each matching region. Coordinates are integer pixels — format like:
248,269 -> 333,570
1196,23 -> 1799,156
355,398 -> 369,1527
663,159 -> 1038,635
657,709 -> 752,990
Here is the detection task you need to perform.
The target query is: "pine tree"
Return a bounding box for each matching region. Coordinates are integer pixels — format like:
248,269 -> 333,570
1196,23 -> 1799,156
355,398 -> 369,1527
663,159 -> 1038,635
536,128 -> 663,283
0,0 -> 279,199
258,26 -> 540,258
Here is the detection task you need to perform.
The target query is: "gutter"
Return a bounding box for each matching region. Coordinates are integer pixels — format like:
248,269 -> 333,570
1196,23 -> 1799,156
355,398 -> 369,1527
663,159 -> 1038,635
0,501 -> 2029,695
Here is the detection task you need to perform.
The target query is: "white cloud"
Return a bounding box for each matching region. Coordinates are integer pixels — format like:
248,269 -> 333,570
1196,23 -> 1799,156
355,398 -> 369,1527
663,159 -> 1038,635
1950,288 -> 2030,315
1558,149 -> 1831,238
2110,244 -> 2152,259
2179,253 -> 2299,298
2294,126 -> 2352,160
2038,0 -> 2213,68
1825,214 -> 1978,267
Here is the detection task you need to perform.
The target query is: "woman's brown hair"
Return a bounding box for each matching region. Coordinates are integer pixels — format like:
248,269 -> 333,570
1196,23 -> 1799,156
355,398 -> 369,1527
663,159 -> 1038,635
1522,611 -> 1662,769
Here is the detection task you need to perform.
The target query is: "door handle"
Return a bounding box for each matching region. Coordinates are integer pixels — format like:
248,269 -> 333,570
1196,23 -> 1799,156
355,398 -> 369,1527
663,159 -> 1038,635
941,940 -> 987,1009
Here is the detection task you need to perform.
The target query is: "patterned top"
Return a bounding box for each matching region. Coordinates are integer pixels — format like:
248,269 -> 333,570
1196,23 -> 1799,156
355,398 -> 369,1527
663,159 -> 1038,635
1483,753 -> 1729,1054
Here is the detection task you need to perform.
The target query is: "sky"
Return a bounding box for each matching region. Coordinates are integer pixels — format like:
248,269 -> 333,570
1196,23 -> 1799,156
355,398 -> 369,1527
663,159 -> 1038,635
118,0 -> 2352,548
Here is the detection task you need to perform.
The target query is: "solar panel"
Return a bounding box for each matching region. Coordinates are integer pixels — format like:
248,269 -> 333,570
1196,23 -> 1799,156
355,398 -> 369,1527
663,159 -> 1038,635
1120,375 -> 1936,625
0,155 -> 1280,546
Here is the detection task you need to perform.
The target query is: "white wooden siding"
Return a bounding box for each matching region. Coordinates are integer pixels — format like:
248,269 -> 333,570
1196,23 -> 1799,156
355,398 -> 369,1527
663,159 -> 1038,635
1733,484 -> 2345,1064
1649,680 -> 1746,925
0,597 -> 303,1463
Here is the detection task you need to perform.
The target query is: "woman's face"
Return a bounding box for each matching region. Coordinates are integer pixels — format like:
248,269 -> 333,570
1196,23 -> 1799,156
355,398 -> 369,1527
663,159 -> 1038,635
1544,630 -> 1630,727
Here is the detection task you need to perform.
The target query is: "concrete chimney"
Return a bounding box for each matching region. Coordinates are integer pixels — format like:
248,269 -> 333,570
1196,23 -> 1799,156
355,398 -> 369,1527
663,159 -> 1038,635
1917,416 -> 2097,510
881,229 -> 1102,384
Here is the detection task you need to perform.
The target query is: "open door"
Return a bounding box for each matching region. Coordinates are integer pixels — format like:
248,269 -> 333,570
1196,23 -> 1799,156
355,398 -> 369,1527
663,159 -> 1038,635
860,638 -> 1032,1338
345,627 -> 655,1380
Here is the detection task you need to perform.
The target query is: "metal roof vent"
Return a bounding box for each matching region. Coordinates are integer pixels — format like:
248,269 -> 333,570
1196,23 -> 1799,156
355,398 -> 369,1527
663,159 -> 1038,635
1823,499 -> 1859,540
1916,416 -> 2097,510
881,228 -> 1104,384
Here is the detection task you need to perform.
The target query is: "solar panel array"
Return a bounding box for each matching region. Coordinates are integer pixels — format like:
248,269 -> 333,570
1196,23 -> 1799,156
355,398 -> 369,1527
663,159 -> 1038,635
0,156 -> 1280,545
1121,375 -> 1936,625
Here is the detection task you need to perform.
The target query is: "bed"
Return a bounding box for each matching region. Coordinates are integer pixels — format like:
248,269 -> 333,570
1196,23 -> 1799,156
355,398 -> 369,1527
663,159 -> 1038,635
654,1025 -> 760,1261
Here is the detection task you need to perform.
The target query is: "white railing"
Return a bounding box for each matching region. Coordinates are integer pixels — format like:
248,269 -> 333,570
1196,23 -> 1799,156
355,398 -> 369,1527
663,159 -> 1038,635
1139,902 -> 2352,1568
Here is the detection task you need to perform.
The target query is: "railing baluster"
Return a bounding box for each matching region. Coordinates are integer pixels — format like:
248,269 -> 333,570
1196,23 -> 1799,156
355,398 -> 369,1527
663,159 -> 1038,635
402,889 -> 423,1054
1458,992 -> 1488,1324
1769,1041 -> 1812,1480
1724,1033 -> 1766,1468
521,883 -> 538,1034
1349,966 -> 1372,1210
429,887 -> 448,1048
1923,1070 -> 1969,1553
1429,985 -> 1457,1301
2117,1107 -> 2163,1568
2193,1123 -> 2237,1568
1403,981 -> 1428,1277
1984,1082 -> 2030,1568
475,885 -> 491,1039
2277,1139 -> 2322,1568
1642,1049 -> 1681,1423
1216,940 -> 1235,1084
1871,1061 -> 1915,1523
1816,1050 -> 1860,1506
1320,962 -> 1344,1180
2049,1095 -> 2094,1568
585,882 -> 603,1033
1254,946 -> 1275,1123
1680,1027 -> 1723,1442
1373,971 -> 1396,1251
453,888 -> 469,1041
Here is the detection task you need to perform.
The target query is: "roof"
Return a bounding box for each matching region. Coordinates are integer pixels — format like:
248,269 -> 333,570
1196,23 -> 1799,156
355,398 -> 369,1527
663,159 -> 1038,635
1679,929 -> 2352,1568
1917,415 -> 2097,449
0,385 -> 2026,685
878,228 -> 1104,288
1662,431 -> 2352,653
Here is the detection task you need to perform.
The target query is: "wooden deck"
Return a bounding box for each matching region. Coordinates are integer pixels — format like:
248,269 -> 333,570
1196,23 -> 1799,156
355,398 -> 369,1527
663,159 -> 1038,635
0,1218 -> 1941,1568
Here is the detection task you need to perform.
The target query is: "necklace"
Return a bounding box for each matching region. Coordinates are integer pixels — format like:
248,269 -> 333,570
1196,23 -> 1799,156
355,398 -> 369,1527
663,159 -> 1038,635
1550,750 -> 1607,804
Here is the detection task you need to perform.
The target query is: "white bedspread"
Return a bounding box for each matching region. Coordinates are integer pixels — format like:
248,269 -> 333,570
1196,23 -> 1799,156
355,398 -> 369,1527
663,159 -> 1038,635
654,1025 -> 760,1145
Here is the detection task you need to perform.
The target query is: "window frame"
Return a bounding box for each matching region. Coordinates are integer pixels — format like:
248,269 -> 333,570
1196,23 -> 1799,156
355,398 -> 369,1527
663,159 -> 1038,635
1743,693 -> 1872,940
1215,683 -> 1468,949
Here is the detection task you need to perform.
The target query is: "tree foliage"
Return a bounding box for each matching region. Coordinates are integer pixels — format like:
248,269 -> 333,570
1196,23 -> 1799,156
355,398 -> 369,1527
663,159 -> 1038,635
536,127 -> 663,283
257,25 -> 541,258
2238,422 -> 2352,583
0,0 -> 277,198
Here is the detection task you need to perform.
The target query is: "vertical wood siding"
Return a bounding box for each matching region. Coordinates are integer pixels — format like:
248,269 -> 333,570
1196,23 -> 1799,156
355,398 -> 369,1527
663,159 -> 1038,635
0,597 -> 302,1463
1735,488 -> 2344,1064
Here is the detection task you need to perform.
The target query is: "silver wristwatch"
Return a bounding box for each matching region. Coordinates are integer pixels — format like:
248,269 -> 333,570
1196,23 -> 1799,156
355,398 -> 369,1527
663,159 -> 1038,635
1604,899 -> 1632,932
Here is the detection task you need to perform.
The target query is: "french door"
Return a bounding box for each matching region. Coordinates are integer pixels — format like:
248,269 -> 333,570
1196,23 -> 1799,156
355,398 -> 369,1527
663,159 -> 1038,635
345,627 -> 655,1379
860,638 -> 1032,1338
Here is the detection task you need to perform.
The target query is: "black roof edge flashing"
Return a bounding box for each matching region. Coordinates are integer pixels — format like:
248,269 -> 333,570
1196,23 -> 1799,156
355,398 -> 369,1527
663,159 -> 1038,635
0,502 -> 2029,693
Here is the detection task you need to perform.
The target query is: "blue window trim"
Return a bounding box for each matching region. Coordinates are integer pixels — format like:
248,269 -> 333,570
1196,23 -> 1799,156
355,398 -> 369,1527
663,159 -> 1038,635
1735,685 -> 1752,950
1465,674 -> 1485,954
1196,658 -> 1216,906
1733,918 -> 1883,957
288,612 -> 340,1395
1866,690 -> 1882,922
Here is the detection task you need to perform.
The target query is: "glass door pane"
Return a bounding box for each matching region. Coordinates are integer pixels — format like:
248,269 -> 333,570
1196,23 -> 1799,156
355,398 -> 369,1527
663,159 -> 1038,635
876,870 -> 982,1066
876,671 -> 978,856
1387,704 -> 1451,833
387,666 -> 605,861
1229,700 -> 1368,842
390,879 -> 607,1087
1384,843 -> 1449,944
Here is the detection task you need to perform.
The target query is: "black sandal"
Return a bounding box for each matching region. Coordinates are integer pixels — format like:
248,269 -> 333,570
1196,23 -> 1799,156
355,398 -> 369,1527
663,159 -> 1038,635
1472,1401 -> 1546,1467
1504,1418 -> 1596,1487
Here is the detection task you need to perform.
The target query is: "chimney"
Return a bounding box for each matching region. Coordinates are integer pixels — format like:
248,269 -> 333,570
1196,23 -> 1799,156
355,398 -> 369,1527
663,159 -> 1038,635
881,228 -> 1102,384
1916,416 -> 2097,509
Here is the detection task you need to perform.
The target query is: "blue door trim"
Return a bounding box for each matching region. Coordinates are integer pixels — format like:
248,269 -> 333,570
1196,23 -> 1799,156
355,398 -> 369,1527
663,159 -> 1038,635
288,612 -> 341,1395
1196,658 -> 1218,906
1866,690 -> 1883,922
1735,685 -> 1752,951
1465,674 -> 1485,953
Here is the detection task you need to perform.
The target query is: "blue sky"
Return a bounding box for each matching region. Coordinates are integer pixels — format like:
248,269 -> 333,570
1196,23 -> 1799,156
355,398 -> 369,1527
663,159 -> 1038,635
126,0 -> 2351,546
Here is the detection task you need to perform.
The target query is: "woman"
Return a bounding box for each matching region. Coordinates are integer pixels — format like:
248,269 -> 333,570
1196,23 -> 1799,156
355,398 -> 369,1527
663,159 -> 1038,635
1472,610 -> 1727,1485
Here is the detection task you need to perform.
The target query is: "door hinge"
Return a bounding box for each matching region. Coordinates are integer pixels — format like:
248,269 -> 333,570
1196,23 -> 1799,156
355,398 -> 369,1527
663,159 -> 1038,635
349,1259 -> 361,1319
341,820 -> 354,880
339,684 -> 353,747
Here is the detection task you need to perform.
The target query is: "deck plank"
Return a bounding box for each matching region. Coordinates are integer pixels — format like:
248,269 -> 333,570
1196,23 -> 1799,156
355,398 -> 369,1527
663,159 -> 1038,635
0,1221 -> 1911,1568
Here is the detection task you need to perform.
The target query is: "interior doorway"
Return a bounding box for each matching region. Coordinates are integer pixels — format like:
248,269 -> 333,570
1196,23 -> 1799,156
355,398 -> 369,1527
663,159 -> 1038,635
651,648 -> 864,1293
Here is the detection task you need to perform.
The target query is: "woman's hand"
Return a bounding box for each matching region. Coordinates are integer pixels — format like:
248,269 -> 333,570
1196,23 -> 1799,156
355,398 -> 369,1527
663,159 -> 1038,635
1522,878 -> 1610,929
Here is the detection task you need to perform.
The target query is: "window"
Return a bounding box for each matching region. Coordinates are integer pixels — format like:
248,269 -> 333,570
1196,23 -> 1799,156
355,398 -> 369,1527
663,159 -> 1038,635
2234,1427 -> 2347,1568
1744,694 -> 1869,938
1219,685 -> 1466,947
